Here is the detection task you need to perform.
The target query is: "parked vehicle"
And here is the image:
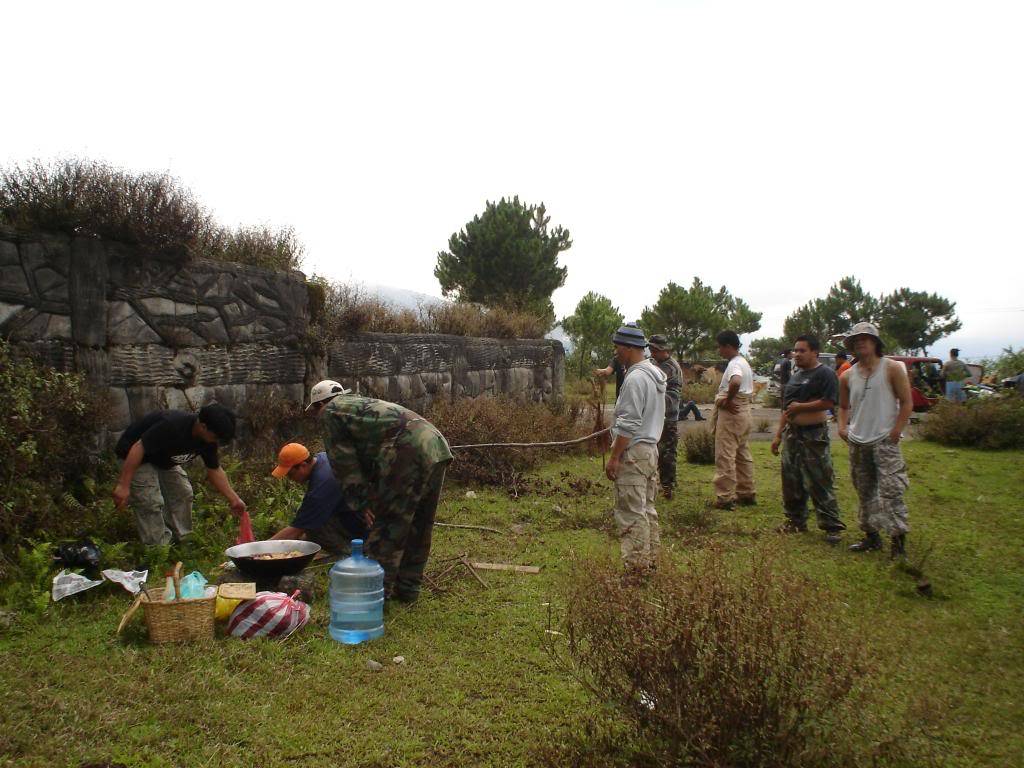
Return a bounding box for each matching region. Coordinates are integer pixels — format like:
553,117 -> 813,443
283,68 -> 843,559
886,356 -> 943,411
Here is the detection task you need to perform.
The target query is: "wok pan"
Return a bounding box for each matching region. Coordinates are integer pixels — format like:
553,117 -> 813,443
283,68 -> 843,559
225,539 -> 321,579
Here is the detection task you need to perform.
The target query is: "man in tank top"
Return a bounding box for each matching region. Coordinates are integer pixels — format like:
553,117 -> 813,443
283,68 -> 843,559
837,322 -> 914,558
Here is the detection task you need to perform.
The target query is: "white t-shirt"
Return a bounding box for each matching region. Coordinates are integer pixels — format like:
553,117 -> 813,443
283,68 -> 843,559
718,355 -> 754,395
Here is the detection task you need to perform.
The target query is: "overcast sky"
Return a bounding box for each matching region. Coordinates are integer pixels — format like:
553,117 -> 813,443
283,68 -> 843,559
4,0 -> 1022,359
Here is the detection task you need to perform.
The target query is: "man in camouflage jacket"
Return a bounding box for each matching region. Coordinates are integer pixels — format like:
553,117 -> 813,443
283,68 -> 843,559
320,394 -> 453,602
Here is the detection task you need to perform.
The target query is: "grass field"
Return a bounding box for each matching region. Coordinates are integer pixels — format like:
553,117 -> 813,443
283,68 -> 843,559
1,440 -> 1022,767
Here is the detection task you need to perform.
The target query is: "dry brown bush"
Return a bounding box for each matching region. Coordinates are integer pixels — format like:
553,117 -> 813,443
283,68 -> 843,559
420,301 -> 546,339
683,425 -> 716,464
684,380 -> 719,404
0,158 -> 303,271
427,395 -> 584,486
546,546 -> 914,768
198,224 -> 305,271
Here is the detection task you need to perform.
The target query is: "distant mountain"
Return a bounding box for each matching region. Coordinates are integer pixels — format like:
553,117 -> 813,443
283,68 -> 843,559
363,283 -> 444,310
547,324 -> 573,353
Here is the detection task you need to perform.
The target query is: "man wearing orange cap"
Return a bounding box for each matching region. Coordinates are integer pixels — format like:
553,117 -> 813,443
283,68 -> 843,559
269,443 -> 369,553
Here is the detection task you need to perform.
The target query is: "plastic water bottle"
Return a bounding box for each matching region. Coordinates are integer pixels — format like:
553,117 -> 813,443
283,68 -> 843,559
328,539 -> 385,644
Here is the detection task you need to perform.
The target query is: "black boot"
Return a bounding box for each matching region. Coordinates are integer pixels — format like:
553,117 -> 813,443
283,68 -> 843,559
890,533 -> 907,559
848,531 -> 883,553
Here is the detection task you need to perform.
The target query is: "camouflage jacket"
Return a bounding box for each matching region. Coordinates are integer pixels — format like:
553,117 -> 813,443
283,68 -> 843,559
653,355 -> 682,420
321,396 -> 453,512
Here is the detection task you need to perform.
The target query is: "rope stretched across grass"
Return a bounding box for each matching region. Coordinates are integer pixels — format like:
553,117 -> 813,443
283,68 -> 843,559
449,428 -> 610,451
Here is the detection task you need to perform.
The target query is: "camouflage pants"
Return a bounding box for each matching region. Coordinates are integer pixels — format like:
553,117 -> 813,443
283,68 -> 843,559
613,442 -> 661,571
129,463 -> 193,545
657,419 -> 678,492
365,459 -> 450,600
781,424 -> 844,531
848,439 -> 910,536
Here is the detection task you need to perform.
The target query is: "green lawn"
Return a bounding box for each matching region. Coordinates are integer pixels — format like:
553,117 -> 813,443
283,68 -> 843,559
1,441 -> 1022,767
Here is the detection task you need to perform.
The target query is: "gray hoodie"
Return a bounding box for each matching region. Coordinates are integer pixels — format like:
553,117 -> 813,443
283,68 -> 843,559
611,359 -> 668,447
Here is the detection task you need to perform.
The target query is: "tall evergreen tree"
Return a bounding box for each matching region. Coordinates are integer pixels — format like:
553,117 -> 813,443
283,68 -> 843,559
640,278 -> 761,360
562,292 -> 624,378
435,196 -> 571,328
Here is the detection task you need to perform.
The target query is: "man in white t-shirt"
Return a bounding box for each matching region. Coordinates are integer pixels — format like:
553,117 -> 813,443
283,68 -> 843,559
711,330 -> 756,510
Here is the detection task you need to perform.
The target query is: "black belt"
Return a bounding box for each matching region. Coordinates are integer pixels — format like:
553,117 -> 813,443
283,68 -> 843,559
787,422 -> 829,433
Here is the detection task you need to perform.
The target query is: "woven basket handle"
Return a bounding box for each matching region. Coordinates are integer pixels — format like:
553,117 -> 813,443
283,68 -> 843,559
172,561 -> 183,603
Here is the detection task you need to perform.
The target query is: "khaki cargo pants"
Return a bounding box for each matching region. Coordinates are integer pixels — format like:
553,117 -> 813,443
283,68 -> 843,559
613,442 -> 661,570
712,394 -> 755,504
129,464 -> 194,545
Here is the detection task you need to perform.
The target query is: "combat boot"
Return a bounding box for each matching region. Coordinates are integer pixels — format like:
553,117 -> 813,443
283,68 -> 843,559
848,531 -> 883,553
890,533 -> 907,559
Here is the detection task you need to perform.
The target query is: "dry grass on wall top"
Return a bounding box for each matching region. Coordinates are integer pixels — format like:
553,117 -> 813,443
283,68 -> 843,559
0,158 -> 303,271
308,278 -> 549,340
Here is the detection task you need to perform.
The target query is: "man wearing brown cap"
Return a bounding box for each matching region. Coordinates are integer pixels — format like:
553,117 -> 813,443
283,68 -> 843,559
837,322 -> 914,557
648,334 -> 682,499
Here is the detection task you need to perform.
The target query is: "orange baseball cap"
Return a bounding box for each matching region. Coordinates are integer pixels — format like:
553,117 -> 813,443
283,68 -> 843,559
271,443 -> 311,478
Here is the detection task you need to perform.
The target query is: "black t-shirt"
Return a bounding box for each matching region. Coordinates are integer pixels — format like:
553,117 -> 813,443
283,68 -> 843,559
779,358 -> 793,386
611,358 -> 626,396
783,364 -> 839,409
115,410 -> 220,470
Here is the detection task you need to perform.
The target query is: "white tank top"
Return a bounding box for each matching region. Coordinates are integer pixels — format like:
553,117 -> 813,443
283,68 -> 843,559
847,358 -> 900,445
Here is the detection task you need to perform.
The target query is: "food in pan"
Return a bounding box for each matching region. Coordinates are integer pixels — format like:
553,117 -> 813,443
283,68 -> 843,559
251,550 -> 305,560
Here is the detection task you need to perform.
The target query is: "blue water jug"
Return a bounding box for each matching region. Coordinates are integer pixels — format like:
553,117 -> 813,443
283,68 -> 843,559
328,539 -> 385,644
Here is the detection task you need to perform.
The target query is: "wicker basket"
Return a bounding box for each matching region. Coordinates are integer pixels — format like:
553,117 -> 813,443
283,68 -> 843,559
140,562 -> 215,643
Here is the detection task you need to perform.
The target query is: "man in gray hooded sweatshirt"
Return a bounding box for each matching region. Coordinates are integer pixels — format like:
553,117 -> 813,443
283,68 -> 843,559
605,325 -> 667,572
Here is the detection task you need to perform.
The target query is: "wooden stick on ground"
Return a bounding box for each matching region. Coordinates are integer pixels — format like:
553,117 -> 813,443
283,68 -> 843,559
470,562 -> 541,574
436,522 -> 504,534
460,556 -> 490,589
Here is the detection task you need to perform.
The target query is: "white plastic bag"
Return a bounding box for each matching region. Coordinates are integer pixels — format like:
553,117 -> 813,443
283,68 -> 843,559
101,569 -> 149,595
51,570 -> 104,601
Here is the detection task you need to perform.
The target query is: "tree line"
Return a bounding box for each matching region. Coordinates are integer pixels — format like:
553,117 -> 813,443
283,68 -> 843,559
433,197 -> 961,375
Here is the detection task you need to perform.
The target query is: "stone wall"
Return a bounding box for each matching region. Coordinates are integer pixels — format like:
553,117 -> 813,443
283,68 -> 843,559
328,333 -> 564,415
0,231 -> 563,437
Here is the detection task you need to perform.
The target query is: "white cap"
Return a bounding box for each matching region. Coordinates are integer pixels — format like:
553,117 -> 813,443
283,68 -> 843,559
305,379 -> 350,411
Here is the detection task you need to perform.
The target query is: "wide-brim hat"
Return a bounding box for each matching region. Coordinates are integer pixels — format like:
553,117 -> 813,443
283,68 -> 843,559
843,322 -> 881,352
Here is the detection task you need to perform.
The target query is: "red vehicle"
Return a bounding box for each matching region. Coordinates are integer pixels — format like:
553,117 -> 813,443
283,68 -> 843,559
886,356 -> 942,411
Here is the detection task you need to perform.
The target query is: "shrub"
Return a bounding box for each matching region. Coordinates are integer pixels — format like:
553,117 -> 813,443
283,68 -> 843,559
683,425 -> 715,464
760,389 -> 781,408
198,224 -> 305,272
684,380 -> 718,404
0,341 -> 114,573
547,547 -> 891,768
0,158 -> 303,271
920,396 -> 1024,449
978,346 -> 1024,381
755,418 -> 772,433
239,387 -> 315,460
310,280 -> 423,339
427,395 -> 584,486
